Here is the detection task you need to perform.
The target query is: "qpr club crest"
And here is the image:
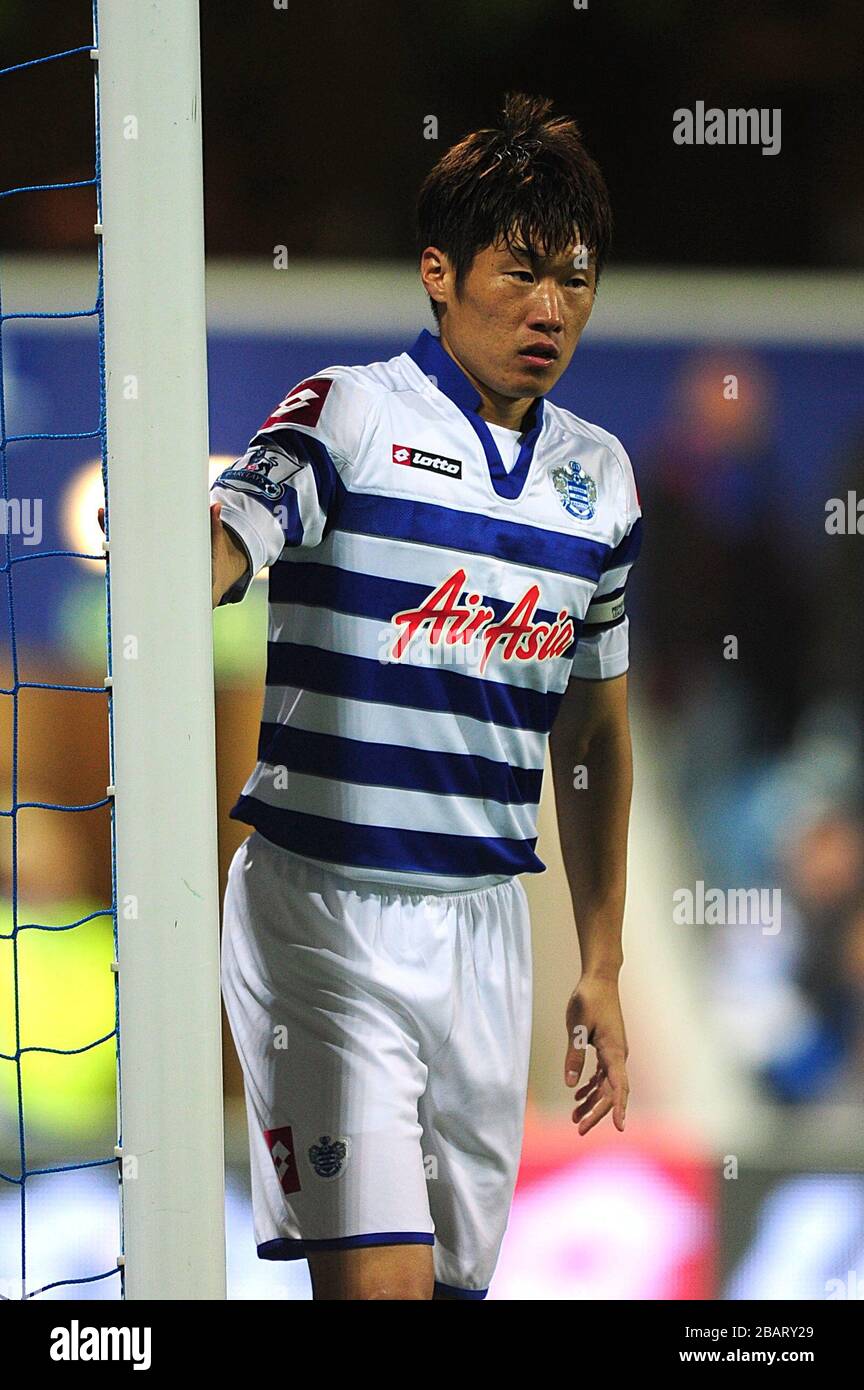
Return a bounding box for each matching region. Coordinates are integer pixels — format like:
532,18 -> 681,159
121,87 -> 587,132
551,459 -> 597,520
218,446 -> 296,502
308,1134 -> 352,1180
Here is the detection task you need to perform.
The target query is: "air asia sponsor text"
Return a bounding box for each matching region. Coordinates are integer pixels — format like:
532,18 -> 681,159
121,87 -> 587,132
390,567 -> 575,673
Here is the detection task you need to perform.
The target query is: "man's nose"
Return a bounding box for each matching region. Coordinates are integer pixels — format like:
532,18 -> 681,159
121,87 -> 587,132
529,283 -> 564,330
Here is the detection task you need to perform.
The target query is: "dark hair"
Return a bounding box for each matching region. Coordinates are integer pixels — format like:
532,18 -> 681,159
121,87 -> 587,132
416,92 -> 612,321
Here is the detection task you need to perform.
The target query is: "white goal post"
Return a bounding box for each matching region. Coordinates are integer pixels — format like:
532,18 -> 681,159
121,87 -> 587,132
96,0 -> 226,1299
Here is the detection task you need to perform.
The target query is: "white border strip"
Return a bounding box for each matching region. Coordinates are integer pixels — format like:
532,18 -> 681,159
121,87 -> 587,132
5,254 -> 864,343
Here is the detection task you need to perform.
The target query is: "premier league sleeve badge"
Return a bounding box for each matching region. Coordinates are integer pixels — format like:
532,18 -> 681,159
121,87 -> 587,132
217,445 -> 301,502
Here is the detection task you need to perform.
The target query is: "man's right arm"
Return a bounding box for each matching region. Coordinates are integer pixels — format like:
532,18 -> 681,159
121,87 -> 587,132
210,368 -> 377,607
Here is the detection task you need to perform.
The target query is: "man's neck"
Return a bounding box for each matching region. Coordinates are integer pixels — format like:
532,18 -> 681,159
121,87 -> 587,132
438,331 -> 536,432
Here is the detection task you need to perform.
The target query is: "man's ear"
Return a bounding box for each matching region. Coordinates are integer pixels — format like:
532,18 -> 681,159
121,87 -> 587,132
419,246 -> 450,313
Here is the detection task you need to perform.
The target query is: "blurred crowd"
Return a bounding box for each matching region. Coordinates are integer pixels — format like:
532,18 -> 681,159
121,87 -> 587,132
634,351 -> 864,1104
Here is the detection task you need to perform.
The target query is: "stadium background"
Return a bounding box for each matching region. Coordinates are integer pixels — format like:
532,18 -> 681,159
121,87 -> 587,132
2,0 -> 864,1298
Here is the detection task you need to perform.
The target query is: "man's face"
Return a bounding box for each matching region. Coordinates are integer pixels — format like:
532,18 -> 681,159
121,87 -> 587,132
422,236 -> 597,403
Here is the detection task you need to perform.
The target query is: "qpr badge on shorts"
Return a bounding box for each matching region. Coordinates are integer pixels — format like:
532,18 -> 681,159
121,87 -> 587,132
551,459 -> 597,520
308,1134 -> 352,1180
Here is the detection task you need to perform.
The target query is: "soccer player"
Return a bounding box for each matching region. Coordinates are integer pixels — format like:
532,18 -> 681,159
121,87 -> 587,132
211,92 -> 642,1301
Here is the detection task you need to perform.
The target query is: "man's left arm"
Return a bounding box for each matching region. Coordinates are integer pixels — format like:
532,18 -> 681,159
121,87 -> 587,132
548,670 -> 633,1135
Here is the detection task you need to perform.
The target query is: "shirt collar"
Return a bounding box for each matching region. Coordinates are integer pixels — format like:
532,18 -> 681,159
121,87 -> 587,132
407,327 -> 545,436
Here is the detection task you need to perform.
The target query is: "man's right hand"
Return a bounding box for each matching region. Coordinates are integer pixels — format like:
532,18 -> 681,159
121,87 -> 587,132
96,502 -> 250,607
210,501 -> 250,607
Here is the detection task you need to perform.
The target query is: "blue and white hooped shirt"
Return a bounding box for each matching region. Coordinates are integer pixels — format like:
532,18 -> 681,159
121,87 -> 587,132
211,329 -> 642,891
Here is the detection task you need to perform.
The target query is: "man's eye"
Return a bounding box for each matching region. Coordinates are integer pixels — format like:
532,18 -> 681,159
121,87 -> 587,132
506,270 -> 534,282
567,277 -> 589,288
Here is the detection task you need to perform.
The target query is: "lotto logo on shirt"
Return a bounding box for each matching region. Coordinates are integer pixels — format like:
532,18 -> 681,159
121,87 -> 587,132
263,1125 -> 302,1194
392,443 -> 462,478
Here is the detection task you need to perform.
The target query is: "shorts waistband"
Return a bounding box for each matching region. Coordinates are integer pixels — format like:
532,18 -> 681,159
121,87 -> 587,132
248,830 -> 519,902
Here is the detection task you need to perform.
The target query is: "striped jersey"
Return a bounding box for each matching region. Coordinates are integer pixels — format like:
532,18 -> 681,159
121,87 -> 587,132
211,328 -> 642,891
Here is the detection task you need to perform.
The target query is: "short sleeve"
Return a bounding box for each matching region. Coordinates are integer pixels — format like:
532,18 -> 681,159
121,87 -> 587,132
569,441 -> 642,680
211,370 -> 376,604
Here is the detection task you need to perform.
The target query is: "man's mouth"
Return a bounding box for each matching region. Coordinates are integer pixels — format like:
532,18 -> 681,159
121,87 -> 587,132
517,342 -> 559,368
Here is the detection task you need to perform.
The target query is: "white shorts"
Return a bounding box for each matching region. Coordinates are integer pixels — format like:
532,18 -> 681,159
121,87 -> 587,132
221,830 -> 533,1298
